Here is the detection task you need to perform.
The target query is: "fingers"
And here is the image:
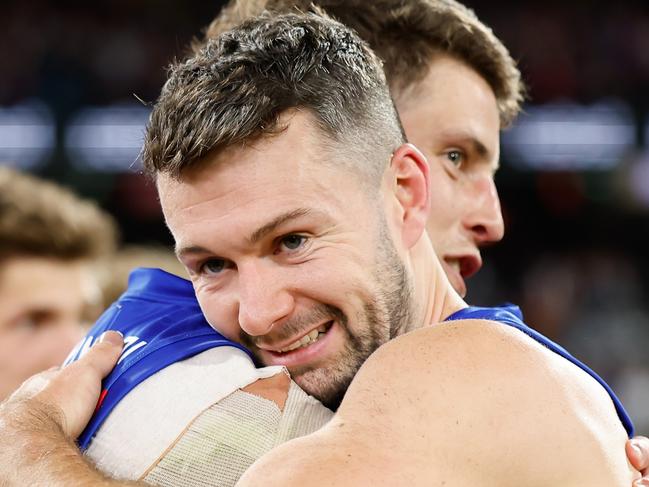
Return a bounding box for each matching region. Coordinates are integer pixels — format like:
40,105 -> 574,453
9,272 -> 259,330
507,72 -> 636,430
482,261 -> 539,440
37,331 -> 124,438
628,436 -> 649,487
8,368 -> 60,403
628,436 -> 649,471
68,330 -> 124,378
0,334 -> 123,485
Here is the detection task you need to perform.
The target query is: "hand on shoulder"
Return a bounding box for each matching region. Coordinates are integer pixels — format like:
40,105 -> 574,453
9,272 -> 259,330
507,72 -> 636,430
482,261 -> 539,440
0,331 -> 123,484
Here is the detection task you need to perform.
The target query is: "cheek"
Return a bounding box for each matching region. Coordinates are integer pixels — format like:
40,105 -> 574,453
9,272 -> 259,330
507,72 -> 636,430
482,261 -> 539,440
427,181 -> 460,230
294,254 -> 379,310
51,323 -> 84,355
194,288 -> 240,341
0,329 -> 22,366
427,163 -> 459,207
12,332 -> 69,377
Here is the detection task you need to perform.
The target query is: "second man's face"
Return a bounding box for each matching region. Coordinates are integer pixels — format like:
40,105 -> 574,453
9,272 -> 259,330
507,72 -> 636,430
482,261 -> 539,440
396,54 -> 504,297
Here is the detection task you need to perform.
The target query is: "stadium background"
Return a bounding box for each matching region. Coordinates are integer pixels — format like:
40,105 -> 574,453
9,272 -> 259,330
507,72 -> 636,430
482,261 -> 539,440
1,0 -> 648,434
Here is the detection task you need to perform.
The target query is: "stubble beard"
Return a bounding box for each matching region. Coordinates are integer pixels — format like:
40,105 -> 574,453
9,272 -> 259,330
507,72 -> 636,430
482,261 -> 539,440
288,227 -> 415,410
242,220 -> 416,410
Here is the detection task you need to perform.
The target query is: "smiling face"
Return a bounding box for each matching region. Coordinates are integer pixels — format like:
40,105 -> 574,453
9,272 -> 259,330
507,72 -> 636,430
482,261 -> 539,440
160,112 -> 425,408
396,54 -> 504,297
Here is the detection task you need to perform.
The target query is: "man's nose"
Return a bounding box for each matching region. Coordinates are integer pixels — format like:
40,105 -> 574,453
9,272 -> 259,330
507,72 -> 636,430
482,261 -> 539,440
237,261 -> 295,337
463,178 -> 505,245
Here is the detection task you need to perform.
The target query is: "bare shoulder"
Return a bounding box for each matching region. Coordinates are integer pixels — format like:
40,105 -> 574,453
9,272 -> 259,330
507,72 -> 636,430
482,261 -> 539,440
239,319 -> 636,487
355,318 -> 619,423
334,318 -> 634,485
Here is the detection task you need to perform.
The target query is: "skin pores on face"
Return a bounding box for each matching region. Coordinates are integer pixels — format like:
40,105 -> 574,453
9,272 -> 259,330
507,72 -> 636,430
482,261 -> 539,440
395,54 -> 504,297
0,257 -> 91,400
160,112 -> 417,409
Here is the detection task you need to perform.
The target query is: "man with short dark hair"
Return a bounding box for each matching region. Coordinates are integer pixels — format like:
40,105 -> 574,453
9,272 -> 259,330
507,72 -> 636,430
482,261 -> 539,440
0,10 -> 644,486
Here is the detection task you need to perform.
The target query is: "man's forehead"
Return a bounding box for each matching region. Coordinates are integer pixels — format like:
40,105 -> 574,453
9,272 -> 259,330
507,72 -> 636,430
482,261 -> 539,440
157,111 -> 328,193
160,163 -> 376,244
0,257 -> 88,306
394,54 -> 501,165
395,55 -> 499,125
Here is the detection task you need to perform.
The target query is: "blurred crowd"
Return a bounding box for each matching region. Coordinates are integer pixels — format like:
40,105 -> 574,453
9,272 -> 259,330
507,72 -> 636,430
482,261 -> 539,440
0,0 -> 648,434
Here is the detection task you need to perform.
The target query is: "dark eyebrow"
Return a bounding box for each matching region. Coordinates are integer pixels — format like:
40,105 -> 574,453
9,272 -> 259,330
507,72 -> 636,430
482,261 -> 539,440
248,208 -> 312,244
469,137 -> 489,159
175,244 -> 211,260
441,130 -> 497,171
175,208 -> 316,260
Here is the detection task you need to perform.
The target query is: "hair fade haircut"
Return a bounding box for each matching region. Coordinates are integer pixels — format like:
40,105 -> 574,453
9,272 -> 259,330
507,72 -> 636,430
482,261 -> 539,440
200,0 -> 525,127
144,10 -> 405,180
0,167 -> 117,262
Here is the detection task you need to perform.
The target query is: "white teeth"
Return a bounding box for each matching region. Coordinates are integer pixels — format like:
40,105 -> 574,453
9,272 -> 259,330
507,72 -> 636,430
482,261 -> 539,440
277,327 -> 327,353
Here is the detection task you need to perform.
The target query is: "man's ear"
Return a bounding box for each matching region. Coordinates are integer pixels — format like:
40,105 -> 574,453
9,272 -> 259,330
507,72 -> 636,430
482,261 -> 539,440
389,143 -> 430,249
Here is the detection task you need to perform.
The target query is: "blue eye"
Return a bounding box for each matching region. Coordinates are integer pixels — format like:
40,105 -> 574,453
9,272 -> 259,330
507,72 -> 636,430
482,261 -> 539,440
446,150 -> 464,166
280,234 -> 306,251
201,259 -> 227,275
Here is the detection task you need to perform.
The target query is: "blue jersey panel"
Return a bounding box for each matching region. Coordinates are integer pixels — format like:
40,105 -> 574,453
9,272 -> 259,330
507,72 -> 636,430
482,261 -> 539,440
64,268 -> 251,450
445,304 -> 634,437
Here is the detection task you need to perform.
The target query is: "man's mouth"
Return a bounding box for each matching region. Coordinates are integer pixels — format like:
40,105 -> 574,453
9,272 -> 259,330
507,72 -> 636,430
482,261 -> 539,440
257,320 -> 345,372
275,322 -> 330,353
442,260 -> 466,297
442,254 -> 482,297
259,320 -> 335,355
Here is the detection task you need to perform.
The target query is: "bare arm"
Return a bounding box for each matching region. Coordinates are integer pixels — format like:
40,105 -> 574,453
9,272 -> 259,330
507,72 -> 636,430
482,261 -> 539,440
0,331 -> 294,487
0,332 -> 139,486
238,320 -> 640,487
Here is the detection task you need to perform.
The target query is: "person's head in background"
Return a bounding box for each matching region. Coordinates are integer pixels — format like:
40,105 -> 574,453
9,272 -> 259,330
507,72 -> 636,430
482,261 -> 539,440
201,0 -> 524,297
0,166 -> 117,400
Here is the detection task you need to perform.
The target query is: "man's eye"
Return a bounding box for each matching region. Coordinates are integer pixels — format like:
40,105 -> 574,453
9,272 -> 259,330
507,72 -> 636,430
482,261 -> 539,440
16,316 -> 37,332
446,150 -> 464,167
201,259 -> 227,275
15,311 -> 51,332
279,234 -> 306,251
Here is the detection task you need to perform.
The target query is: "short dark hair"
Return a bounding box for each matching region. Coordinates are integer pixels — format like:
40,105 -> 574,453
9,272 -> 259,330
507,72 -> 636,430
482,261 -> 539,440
144,11 -> 405,180
0,167 -> 117,262
200,0 -> 525,127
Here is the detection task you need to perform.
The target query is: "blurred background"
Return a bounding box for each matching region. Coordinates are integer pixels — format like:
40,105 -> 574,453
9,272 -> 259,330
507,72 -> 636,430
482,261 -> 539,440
1,0 -> 647,433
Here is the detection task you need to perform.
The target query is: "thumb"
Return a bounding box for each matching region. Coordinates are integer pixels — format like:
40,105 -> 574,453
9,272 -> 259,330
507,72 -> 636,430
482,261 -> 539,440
79,331 -> 125,378
39,331 -> 124,438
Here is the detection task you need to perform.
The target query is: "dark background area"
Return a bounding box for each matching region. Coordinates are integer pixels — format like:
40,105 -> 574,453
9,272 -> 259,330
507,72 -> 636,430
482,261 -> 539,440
2,1 -> 648,433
